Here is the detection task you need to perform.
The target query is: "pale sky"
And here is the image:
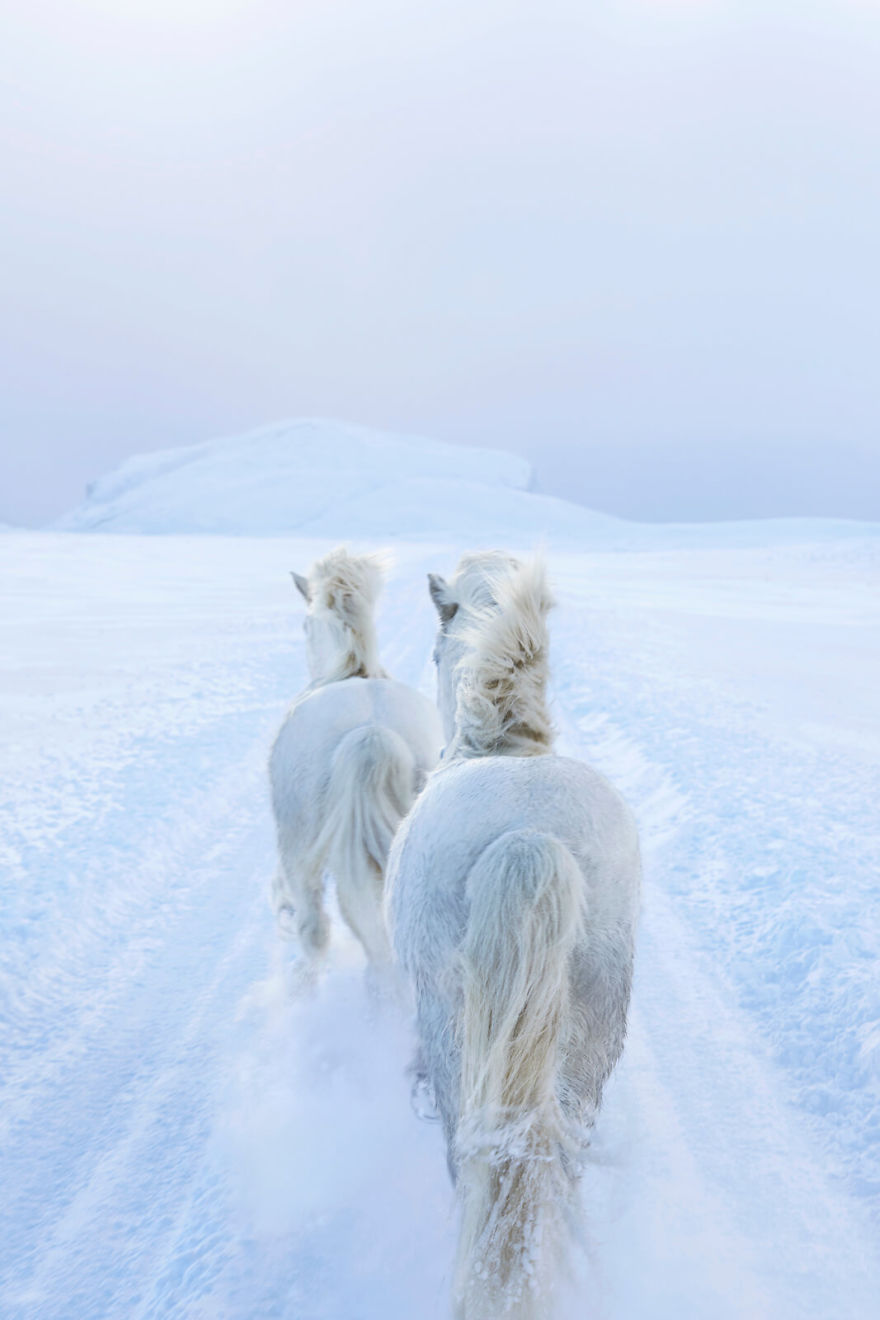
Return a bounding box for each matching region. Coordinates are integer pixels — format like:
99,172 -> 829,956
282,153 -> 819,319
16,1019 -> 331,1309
1,0 -> 878,526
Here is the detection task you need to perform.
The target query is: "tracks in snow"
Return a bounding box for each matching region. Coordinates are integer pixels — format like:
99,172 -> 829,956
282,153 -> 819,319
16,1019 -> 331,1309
2,543 -> 879,1319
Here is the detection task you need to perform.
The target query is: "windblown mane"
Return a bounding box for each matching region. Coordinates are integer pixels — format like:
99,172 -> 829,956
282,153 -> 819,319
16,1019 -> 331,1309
308,547 -> 390,682
447,551 -> 522,617
447,556 -> 555,759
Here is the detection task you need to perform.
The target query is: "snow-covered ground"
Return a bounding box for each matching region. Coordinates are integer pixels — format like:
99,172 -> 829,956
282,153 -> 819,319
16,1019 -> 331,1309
2,424 -> 879,1317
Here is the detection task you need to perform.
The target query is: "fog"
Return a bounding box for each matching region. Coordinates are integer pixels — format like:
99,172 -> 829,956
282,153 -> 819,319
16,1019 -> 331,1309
1,0 -> 878,526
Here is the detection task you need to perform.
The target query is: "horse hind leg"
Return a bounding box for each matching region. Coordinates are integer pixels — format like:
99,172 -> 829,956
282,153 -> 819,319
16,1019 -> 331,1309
273,839 -> 330,961
564,939 -> 634,1133
334,856 -> 392,967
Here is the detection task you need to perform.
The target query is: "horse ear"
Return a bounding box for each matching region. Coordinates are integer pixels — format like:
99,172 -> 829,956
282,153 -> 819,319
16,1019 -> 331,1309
291,572 -> 311,603
428,573 -> 458,625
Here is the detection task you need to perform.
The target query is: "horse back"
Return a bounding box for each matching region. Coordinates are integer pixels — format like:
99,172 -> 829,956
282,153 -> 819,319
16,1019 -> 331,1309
270,677 -> 442,824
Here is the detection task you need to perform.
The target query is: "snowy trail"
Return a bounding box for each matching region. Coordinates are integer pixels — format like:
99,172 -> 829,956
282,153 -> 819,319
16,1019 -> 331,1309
1,532 -> 878,1318
549,656 -> 879,1320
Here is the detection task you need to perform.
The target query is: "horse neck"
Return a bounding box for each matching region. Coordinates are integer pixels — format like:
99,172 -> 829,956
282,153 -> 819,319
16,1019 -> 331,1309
318,616 -> 389,686
444,664 -> 554,761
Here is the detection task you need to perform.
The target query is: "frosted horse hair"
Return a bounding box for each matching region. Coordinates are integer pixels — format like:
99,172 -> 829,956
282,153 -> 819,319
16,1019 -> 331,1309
270,547 -> 442,969
387,553 -> 641,1319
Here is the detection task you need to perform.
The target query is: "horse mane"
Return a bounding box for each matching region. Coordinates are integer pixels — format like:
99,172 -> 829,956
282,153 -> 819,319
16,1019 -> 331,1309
447,555 -> 555,760
308,547 -> 390,682
445,551 -> 522,617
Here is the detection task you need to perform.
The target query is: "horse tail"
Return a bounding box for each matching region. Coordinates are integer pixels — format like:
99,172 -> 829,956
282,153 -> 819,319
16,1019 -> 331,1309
313,724 -> 416,965
455,829 -> 585,1320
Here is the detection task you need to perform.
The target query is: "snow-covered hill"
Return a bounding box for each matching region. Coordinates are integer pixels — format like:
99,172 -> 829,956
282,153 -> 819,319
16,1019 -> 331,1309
55,418 -> 880,554
55,418 -> 543,538
4,426 -> 880,1318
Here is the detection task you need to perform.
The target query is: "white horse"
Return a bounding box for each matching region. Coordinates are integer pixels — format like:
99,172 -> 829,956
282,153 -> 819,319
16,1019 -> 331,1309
387,553 -> 641,1320
270,547 -> 443,970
